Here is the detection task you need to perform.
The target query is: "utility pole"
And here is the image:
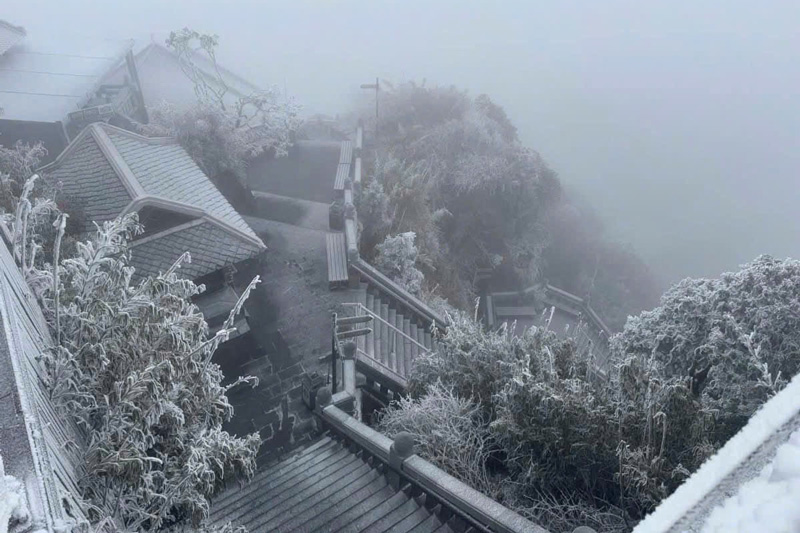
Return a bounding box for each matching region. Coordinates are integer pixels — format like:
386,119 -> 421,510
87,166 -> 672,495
360,78 -> 380,139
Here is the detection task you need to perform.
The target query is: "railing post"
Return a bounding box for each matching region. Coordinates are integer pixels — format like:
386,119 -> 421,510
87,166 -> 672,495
341,341 -> 356,396
315,386 -> 332,416
388,432 -> 415,490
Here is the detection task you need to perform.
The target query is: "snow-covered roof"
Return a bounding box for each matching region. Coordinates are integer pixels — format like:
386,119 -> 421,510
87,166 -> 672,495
633,372 -> 800,533
0,225 -> 87,530
39,122 -> 265,279
0,32 -> 131,123
0,19 -> 25,57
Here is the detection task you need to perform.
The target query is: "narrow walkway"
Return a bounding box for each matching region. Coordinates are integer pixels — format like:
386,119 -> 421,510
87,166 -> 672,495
216,138 -> 360,464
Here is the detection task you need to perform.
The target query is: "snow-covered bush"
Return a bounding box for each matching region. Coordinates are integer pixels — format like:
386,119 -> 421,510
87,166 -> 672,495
396,256 -> 800,530
0,141 -> 47,213
377,382 -> 499,498
355,177 -> 392,253
374,232 -> 425,295
613,255 -> 799,447
9,182 -> 261,530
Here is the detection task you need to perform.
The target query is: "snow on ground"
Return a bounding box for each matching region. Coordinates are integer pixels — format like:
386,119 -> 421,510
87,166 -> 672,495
702,428 -> 800,533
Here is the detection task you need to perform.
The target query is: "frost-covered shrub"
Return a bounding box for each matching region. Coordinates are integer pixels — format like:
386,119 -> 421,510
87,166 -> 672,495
0,140 -> 47,213
374,232 -> 424,295
409,310 -> 516,409
355,178 -> 392,252
377,382 -> 499,498
10,185 -> 261,531
613,255 -> 799,445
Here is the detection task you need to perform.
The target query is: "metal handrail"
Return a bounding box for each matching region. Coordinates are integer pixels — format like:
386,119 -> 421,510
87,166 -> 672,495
341,302 -> 430,353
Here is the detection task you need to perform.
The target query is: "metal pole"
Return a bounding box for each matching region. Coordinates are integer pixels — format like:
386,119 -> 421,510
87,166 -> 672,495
375,77 -> 379,139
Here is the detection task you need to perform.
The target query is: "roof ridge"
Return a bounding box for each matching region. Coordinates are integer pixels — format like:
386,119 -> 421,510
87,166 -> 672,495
0,19 -> 26,36
95,121 -> 178,146
89,123 -> 147,198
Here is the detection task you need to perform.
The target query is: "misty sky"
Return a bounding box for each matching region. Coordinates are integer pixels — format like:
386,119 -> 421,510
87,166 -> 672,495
11,0 -> 800,287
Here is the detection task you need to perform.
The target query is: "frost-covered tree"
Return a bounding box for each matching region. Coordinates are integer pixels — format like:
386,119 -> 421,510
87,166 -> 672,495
138,28 -> 301,183
374,232 -> 424,295
9,181 -> 261,530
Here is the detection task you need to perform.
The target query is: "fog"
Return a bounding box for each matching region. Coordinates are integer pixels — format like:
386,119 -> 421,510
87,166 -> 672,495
11,0 -> 800,287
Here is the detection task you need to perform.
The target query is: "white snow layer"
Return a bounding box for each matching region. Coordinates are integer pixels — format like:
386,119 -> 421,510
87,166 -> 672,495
633,372 -> 800,533
702,429 -> 800,532
1,456 -> 29,533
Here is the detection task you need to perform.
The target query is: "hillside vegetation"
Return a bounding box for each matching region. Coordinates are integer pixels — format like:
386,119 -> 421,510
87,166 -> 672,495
380,256 -> 799,532
355,82 -> 658,327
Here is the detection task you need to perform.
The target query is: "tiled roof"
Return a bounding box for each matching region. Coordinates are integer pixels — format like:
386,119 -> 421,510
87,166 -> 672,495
103,127 -> 256,238
42,129 -> 133,229
0,225 -> 87,529
209,435 -> 457,533
129,220 -> 261,280
39,123 -> 264,280
0,19 -> 25,56
0,32 -> 131,122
